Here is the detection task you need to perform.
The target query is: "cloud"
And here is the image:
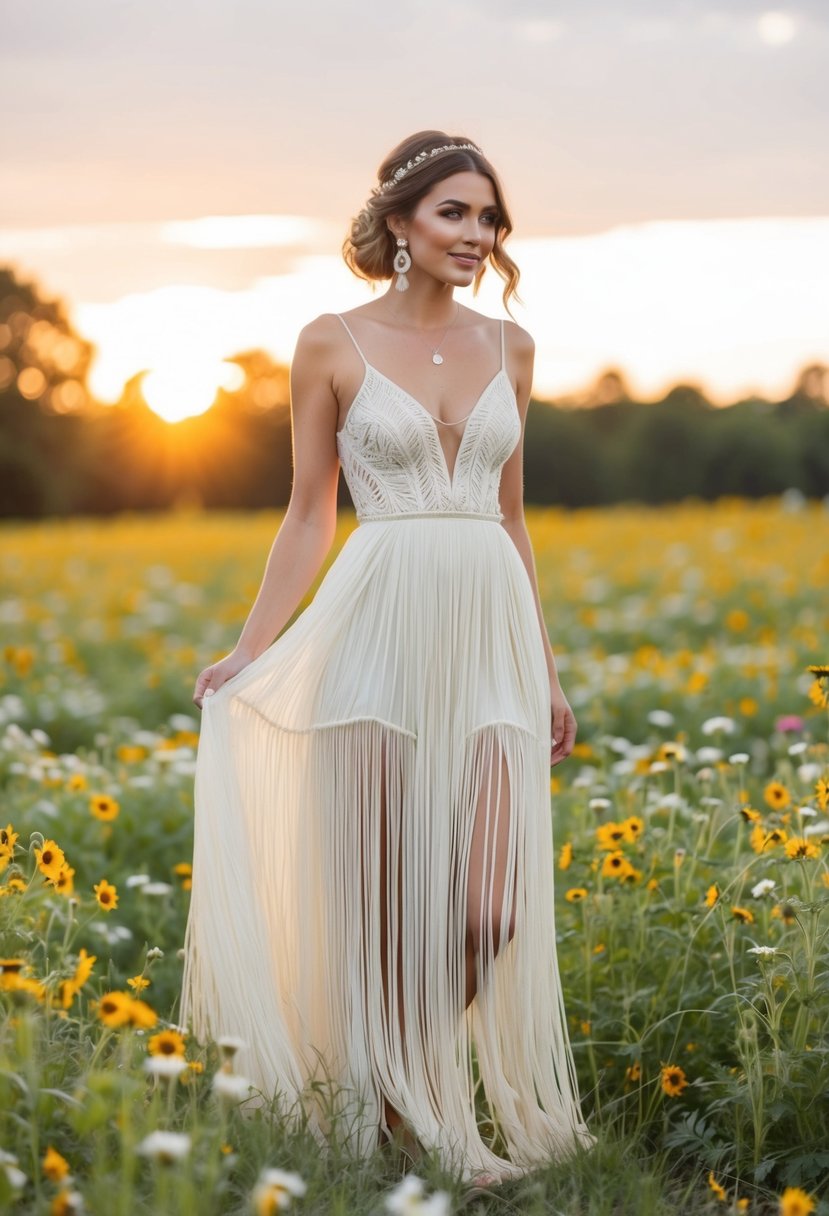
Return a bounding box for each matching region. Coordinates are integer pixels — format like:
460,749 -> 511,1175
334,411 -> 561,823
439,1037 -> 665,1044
757,10 -> 799,45
160,215 -> 334,250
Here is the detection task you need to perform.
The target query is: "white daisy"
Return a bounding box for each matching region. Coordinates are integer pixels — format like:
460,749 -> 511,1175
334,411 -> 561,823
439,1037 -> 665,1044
137,1131 -> 191,1163
251,1168 -> 308,1210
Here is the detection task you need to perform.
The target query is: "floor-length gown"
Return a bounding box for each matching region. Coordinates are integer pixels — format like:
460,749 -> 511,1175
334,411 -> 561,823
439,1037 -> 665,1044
180,314 -> 594,1180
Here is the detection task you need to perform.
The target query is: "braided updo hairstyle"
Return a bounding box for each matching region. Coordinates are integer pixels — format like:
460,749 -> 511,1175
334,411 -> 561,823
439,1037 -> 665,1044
342,130 -> 522,315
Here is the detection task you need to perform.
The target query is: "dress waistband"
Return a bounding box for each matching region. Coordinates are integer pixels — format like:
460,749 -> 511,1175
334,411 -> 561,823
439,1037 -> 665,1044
358,510 -> 504,524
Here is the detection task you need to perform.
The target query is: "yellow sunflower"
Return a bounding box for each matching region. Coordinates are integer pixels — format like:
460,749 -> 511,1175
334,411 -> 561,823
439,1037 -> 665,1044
660,1064 -> 688,1097
601,851 -> 635,881
779,1186 -> 816,1216
750,825 -> 788,854
816,778 -> 829,813
148,1029 -> 187,1057
565,887 -> 588,903
173,861 -> 193,889
117,744 -> 147,763
763,781 -> 791,811
50,864 -> 76,896
42,1145 -> 70,1182
127,998 -> 158,1029
93,879 -> 118,911
34,840 -> 66,882
0,823 -> 19,851
51,1186 -> 83,1216
58,947 -> 96,1010
89,794 -> 120,822
596,822 -> 628,851
621,815 -> 645,842
95,991 -> 133,1028
784,837 -> 820,860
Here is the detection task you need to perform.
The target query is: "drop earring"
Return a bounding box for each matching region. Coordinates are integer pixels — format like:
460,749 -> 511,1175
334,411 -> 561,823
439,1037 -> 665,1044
393,237 -> 411,292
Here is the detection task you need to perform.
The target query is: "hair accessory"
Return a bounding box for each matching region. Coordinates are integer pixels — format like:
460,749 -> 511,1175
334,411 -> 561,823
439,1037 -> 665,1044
377,143 -> 484,195
393,237 -> 412,292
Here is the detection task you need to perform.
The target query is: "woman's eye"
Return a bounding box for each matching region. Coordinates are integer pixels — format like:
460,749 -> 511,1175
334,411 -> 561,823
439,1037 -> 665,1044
441,211 -> 499,223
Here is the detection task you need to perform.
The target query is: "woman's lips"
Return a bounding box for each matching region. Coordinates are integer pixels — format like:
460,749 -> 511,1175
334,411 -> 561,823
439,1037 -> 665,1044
449,254 -> 479,266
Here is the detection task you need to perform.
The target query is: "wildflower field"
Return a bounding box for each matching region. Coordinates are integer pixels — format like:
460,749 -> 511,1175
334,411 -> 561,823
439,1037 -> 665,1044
1,498 -> 828,1216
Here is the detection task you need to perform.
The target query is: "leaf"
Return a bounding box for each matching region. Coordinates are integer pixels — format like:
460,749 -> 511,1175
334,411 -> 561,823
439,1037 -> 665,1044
752,1156 -> 783,1183
779,1153 -> 829,1189
39,1086 -> 84,1109
0,1070 -> 29,1097
663,1111 -> 729,1166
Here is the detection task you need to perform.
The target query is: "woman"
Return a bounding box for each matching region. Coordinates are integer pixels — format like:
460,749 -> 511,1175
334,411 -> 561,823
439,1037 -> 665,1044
181,129 -> 594,1187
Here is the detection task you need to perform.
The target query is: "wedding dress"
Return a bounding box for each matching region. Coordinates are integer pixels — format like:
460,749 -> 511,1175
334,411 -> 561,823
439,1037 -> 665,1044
180,313 -> 593,1180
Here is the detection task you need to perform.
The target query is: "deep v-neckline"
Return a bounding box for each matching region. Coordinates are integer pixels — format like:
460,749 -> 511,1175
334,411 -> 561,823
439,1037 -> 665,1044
338,363 -> 513,490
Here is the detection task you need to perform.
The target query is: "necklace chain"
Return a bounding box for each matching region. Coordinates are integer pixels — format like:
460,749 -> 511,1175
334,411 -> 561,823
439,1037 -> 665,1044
384,300 -> 460,366
381,299 -> 474,427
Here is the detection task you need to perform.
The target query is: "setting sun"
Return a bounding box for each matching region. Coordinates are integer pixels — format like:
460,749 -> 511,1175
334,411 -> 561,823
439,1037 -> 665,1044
142,358 -> 244,423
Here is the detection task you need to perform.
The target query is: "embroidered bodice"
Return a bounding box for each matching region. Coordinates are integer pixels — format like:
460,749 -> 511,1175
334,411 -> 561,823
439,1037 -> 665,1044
335,314 -> 520,521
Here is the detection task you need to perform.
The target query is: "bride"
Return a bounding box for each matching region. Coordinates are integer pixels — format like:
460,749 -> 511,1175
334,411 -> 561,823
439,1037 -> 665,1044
183,129 -> 594,1189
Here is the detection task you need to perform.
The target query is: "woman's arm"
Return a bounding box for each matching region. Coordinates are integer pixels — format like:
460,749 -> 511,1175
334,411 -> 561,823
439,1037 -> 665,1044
498,322 -> 577,765
193,316 -> 342,705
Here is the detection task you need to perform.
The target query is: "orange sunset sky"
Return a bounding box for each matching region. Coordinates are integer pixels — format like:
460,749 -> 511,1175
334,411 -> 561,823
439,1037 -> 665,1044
1,1 -> 827,421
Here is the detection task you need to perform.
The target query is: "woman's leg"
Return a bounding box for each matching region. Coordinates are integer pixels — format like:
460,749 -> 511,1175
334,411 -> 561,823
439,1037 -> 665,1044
377,732 -> 406,1134
464,734 -> 517,1009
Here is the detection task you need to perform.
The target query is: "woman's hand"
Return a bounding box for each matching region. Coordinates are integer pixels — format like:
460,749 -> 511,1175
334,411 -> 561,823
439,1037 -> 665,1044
550,681 -> 577,767
192,647 -> 255,710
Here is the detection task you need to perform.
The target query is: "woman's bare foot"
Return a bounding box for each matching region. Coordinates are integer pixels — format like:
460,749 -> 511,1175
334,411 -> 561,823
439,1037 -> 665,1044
464,1171 -> 505,1196
380,1098 -> 422,1165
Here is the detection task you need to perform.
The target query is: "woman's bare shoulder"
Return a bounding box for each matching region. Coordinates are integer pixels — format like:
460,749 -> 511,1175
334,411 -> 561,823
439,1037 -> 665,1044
503,318 -> 535,356
296,312 -> 348,348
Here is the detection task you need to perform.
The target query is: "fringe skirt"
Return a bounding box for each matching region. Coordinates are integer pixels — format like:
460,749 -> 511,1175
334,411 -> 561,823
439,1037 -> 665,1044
180,515 -> 593,1180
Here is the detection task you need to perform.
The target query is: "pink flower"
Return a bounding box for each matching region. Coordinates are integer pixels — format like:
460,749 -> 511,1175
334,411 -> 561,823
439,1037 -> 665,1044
775,715 -> 804,733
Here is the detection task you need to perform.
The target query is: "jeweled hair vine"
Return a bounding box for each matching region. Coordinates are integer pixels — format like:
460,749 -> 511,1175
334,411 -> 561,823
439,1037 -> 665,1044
375,143 -> 486,196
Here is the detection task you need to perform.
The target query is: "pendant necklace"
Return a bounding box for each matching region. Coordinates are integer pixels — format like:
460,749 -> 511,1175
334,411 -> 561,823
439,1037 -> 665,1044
384,299 -> 476,428
427,301 -> 460,364
386,300 -> 461,365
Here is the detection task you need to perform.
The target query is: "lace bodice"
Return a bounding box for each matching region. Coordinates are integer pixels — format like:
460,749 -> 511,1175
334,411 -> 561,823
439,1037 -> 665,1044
335,314 -> 520,521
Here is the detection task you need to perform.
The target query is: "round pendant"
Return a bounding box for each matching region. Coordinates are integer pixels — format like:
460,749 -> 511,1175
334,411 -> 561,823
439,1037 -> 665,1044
432,353 -> 444,365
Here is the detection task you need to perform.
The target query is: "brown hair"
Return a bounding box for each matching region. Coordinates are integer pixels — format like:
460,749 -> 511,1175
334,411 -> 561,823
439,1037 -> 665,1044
342,130 -> 522,316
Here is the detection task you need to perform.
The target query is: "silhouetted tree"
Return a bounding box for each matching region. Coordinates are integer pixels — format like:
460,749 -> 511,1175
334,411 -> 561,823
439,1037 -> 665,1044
0,267 -> 95,515
794,362 -> 829,405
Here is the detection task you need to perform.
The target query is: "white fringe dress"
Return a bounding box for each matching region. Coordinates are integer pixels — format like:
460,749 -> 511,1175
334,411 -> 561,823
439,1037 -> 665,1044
180,314 -> 594,1180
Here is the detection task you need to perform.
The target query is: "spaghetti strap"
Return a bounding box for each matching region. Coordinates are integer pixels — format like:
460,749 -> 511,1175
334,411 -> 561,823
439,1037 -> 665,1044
335,313 -> 368,369
338,312 -> 504,377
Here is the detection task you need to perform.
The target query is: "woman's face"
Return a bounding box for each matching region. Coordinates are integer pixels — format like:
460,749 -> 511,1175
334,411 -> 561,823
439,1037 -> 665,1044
393,171 -> 500,287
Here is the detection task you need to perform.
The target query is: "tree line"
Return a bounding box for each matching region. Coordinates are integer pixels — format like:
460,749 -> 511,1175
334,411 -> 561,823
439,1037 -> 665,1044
1,266 -> 827,519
